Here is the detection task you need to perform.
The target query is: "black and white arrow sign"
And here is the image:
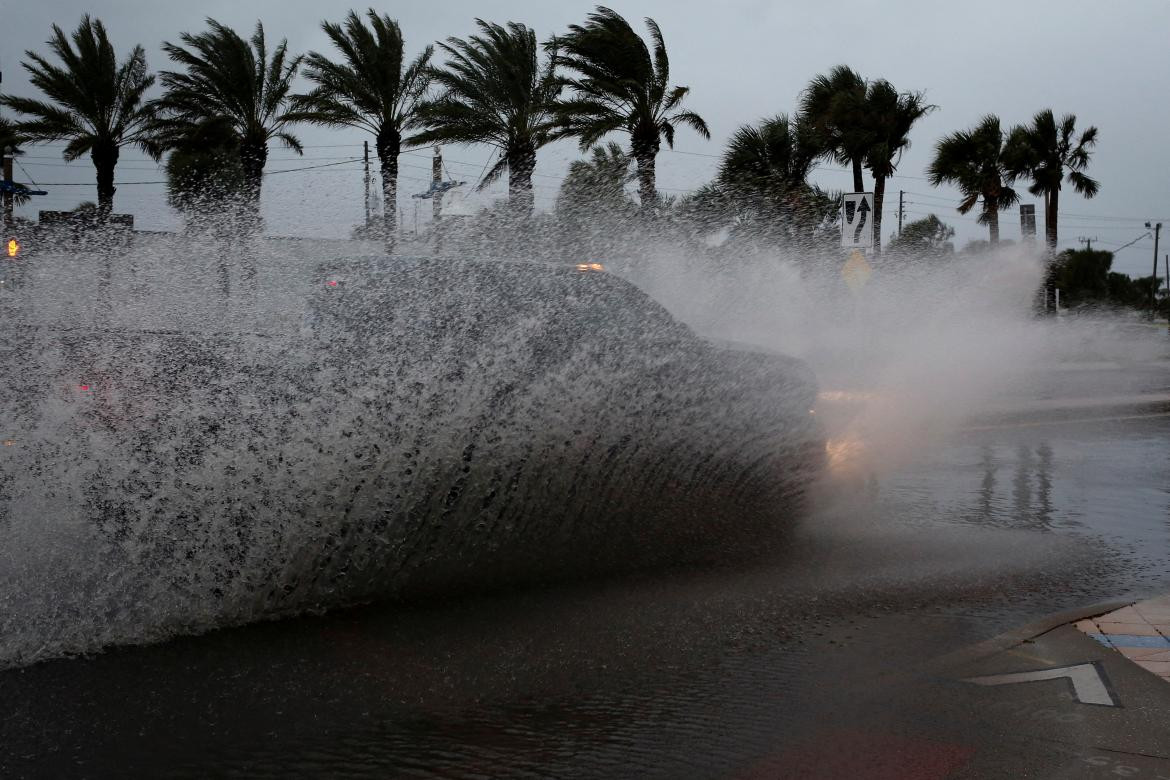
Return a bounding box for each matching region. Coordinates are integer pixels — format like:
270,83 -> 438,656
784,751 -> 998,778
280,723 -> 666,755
841,193 -> 874,248
962,663 -> 1119,707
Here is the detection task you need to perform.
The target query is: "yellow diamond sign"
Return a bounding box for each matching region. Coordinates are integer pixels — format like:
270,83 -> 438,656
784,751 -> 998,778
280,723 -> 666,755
842,249 -> 872,292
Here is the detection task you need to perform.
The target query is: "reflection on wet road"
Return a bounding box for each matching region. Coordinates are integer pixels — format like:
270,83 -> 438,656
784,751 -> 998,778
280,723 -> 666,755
2,414 -> 1169,777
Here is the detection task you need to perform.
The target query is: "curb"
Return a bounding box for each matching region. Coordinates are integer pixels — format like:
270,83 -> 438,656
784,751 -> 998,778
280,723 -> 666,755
925,598 -> 1134,674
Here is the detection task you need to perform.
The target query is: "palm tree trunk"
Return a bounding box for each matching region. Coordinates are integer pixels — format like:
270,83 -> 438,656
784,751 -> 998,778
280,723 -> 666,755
92,142 -> 119,222
851,157 -> 864,194
987,200 -> 1000,245
507,144 -> 536,215
1046,187 -> 1058,249
377,128 -> 400,254
632,135 -> 659,213
872,174 -> 885,257
239,140 -> 268,234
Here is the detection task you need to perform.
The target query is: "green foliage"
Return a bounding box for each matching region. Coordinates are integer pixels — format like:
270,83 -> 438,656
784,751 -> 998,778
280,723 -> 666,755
927,115 -> 1018,242
1051,248 -> 1161,311
554,6 -> 708,209
0,15 -> 156,214
800,66 -> 933,253
290,10 -> 432,248
555,142 -> 637,254
410,19 -> 560,214
799,65 -> 869,192
0,117 -> 25,156
152,17 -> 303,217
1004,110 -> 1099,246
163,117 -> 246,228
291,11 -> 432,141
886,214 -> 955,258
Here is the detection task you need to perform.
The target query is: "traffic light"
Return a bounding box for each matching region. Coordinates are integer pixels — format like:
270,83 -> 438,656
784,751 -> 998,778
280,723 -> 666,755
6,238 -> 18,258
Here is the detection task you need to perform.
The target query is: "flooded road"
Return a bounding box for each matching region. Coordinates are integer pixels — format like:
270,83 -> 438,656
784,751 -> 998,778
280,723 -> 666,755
2,411 -> 1169,777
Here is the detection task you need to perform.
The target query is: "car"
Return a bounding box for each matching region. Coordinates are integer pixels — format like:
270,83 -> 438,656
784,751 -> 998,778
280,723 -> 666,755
0,253 -> 823,615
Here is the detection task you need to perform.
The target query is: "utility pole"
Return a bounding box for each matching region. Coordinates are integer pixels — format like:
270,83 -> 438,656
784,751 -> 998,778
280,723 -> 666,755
2,151 -> 12,230
897,190 -> 904,237
1148,222 -> 1162,316
363,140 -> 371,230
1076,236 -> 1098,251
1,67 -> 9,230
432,146 -> 443,222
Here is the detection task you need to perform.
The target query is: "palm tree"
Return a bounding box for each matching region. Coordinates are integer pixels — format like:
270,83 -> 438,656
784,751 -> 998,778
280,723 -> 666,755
152,19 -> 303,229
861,79 -> 934,256
714,114 -> 836,245
290,10 -> 432,252
164,116 -> 245,229
717,114 -> 818,203
926,115 -> 1018,245
0,16 -> 156,219
1,118 -> 29,222
0,117 -> 24,158
556,142 -> 636,254
554,6 -> 709,212
1004,109 -> 1099,249
558,142 -> 635,208
799,65 -> 869,193
410,20 -> 559,216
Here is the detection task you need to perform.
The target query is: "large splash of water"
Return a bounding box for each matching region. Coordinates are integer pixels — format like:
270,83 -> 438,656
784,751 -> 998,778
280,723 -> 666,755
0,238 -> 820,667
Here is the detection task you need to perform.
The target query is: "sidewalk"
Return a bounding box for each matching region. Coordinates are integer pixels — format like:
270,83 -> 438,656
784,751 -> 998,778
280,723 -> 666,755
1076,596 -> 1170,684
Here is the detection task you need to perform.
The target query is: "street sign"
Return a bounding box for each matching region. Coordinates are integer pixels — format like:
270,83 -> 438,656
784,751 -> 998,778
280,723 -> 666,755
841,249 -> 872,292
841,193 -> 874,248
1020,204 -> 1036,239
962,662 -> 1118,707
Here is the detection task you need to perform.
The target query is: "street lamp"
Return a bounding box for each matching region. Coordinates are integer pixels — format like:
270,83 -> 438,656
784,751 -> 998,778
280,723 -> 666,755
1146,222 -> 1162,316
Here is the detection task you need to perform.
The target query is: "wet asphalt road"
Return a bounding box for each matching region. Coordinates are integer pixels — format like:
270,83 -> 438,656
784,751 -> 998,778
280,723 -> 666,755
2,409 -> 1170,778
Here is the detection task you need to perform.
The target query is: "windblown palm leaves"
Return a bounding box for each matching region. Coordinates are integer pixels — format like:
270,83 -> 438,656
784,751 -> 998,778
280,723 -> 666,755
799,65 -> 869,193
411,20 -> 559,215
0,16 -> 156,218
152,19 -> 302,227
859,80 -> 934,255
554,6 -> 709,212
927,115 -> 1018,244
291,10 -> 432,250
1004,109 -> 1099,248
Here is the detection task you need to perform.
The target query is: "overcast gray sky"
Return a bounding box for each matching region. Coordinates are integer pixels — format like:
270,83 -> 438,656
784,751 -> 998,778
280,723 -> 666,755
3,0 -> 1168,275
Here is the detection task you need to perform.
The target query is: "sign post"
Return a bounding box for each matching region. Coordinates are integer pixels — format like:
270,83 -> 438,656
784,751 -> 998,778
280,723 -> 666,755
841,193 -> 874,250
841,193 -> 875,295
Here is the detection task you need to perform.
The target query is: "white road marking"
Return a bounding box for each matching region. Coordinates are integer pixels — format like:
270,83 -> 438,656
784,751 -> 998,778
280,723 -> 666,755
963,663 -> 1118,707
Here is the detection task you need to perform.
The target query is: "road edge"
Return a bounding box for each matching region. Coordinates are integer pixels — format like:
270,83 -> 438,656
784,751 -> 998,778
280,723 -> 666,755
926,598 -> 1135,674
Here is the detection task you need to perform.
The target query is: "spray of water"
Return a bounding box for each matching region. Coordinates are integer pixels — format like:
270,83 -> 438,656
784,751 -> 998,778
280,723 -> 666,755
1,207 -> 1164,669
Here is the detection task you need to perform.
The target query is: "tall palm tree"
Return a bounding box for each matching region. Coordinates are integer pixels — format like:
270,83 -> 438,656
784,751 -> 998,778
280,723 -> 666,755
290,10 -> 432,252
0,16 -> 156,219
410,20 -> 559,216
554,6 -> 709,212
799,65 -> 869,193
926,115 -> 1018,245
152,19 -> 303,228
1004,109 -> 1099,249
861,79 -> 934,256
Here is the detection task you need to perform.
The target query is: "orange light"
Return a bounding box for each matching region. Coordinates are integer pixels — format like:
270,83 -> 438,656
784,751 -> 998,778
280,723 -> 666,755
6,239 -> 18,258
